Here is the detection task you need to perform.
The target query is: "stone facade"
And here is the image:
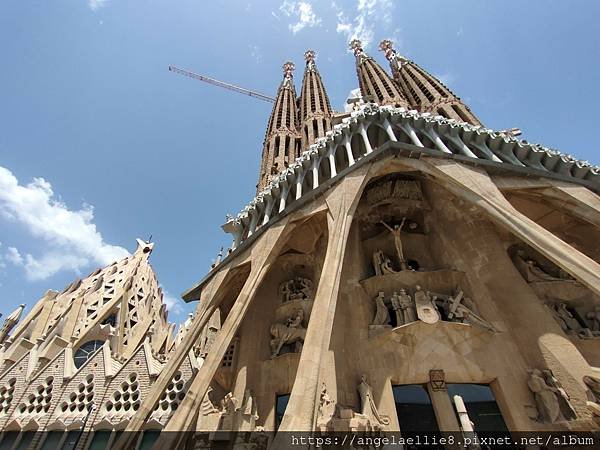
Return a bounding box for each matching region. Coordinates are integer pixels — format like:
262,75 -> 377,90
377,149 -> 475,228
1,39 -> 600,450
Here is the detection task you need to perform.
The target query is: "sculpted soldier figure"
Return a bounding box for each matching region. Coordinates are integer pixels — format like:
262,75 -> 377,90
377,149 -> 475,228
372,292 -> 390,326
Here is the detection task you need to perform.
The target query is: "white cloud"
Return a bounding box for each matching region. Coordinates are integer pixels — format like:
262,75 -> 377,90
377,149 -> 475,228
249,44 -> 263,64
0,165 -> 129,281
333,0 -> 393,49
279,0 -> 321,34
162,289 -> 183,315
89,0 -> 108,11
436,72 -> 456,87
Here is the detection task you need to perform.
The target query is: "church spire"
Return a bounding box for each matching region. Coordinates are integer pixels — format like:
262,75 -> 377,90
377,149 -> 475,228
379,39 -> 482,126
257,61 -> 301,192
298,50 -> 333,153
349,39 -> 409,108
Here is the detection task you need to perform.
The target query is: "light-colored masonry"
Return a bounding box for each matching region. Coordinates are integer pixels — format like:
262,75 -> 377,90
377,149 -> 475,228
1,39 -> 599,450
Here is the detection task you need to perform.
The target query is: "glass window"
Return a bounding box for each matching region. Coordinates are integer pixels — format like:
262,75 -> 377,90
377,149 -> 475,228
39,431 -> 64,450
447,384 -> 508,432
0,432 -> 19,450
139,430 -> 161,450
61,430 -> 82,450
393,385 -> 439,433
15,432 -> 35,450
88,430 -> 112,450
74,340 -> 104,368
275,394 -> 290,430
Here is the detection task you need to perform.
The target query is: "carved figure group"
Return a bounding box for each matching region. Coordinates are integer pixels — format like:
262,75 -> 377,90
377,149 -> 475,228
527,369 -> 576,423
548,302 -> 598,339
269,308 -> 306,358
372,250 -> 397,276
369,287 -> 494,332
279,277 -> 313,303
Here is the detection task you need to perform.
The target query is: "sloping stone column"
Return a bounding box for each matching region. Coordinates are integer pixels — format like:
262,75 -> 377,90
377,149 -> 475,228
420,158 -> 600,298
274,164 -> 372,437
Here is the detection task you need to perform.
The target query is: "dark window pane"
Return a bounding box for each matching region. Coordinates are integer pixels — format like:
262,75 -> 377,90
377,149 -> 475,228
139,430 -> 161,450
61,430 -> 82,450
15,432 -> 35,450
0,432 -> 19,450
88,430 -> 112,450
447,384 -> 508,432
393,385 -> 439,433
39,431 -> 64,450
275,394 -> 290,430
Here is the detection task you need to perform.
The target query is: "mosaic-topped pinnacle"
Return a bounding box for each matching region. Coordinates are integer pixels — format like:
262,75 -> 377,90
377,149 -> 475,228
378,39 -> 395,60
304,50 -> 316,63
282,61 -> 295,79
349,39 -> 363,56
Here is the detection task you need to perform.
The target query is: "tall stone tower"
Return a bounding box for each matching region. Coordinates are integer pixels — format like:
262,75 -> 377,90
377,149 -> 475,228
2,39 -> 600,450
379,39 -> 482,126
257,62 -> 301,192
298,50 -> 333,152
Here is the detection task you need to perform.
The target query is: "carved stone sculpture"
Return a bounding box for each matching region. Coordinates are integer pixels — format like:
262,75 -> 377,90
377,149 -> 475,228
528,369 -> 560,423
279,277 -> 313,303
549,303 -> 593,338
201,386 -> 221,416
527,369 -> 575,423
317,384 -> 336,428
371,292 -> 390,326
446,291 -> 495,332
372,250 -> 396,276
390,290 -> 416,326
380,219 -> 409,270
542,370 -> 576,421
237,388 -> 259,431
357,375 -> 389,427
270,308 -> 306,358
586,306 -> 600,334
414,285 -> 440,324
0,304 -> 25,344
514,250 -> 568,283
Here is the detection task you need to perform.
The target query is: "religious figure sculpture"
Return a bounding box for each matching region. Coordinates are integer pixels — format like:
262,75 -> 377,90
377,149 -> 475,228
390,290 -> 416,326
380,218 -> 408,270
270,308 -> 307,358
279,277 -> 313,303
527,369 -> 576,423
542,370 -> 577,421
586,306 -> 600,335
446,291 -> 496,332
317,383 -> 336,429
371,292 -> 390,326
372,250 -> 396,276
357,375 -> 390,428
0,304 -> 25,344
201,386 -> 221,416
237,388 -> 259,431
550,303 -> 593,338
414,286 -> 440,324
514,250 -> 569,283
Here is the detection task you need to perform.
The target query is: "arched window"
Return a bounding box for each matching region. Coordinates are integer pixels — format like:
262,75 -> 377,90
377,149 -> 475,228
74,340 -> 104,368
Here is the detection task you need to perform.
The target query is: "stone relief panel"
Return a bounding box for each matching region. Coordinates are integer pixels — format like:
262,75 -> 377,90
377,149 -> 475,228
366,281 -> 494,337
269,308 -> 306,358
510,244 -> 600,340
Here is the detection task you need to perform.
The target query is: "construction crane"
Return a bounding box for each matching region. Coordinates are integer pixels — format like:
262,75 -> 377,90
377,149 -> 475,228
168,65 -> 275,103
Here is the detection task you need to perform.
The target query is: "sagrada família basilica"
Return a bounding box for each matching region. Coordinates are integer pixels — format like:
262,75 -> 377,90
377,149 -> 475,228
0,38 -> 599,449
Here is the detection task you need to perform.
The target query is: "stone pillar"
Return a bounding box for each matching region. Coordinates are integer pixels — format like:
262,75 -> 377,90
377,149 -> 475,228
421,158 -> 600,298
143,222 -> 290,450
427,383 -> 460,433
274,164 -> 372,437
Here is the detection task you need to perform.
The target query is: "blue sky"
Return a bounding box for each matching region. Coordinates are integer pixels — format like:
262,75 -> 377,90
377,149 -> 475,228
1,0 -> 599,325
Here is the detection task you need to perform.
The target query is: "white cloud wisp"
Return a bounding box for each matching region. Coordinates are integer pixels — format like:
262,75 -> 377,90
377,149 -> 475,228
280,0 -> 321,34
0,166 -> 129,281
